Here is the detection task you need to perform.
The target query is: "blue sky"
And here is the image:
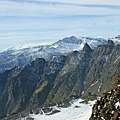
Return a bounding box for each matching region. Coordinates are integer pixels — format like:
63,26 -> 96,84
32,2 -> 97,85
0,0 -> 120,50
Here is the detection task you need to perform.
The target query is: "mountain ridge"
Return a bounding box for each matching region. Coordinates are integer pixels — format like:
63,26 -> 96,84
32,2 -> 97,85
0,39 -> 119,119
0,36 -> 107,73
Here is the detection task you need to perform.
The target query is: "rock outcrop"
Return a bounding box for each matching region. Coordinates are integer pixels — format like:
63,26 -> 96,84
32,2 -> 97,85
82,41 -> 120,100
90,70 -> 120,120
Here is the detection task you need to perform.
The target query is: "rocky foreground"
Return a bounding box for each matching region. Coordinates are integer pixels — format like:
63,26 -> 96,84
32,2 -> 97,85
90,71 -> 120,120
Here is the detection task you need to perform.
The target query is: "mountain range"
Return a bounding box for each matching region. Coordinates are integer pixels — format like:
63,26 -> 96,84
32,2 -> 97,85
0,36 -> 119,120
0,36 -> 107,73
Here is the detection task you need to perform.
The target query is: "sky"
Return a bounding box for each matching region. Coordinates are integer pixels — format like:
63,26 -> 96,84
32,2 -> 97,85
0,0 -> 120,50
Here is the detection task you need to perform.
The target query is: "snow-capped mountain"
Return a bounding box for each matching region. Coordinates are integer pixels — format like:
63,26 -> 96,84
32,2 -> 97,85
111,35 -> 120,44
0,36 -> 107,72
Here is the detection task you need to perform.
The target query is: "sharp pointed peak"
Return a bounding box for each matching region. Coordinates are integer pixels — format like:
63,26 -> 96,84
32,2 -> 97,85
82,43 -> 92,52
107,40 -> 115,45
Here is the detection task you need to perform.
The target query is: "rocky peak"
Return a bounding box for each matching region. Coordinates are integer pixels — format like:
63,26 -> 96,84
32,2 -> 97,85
107,40 -> 115,45
82,43 -> 93,52
115,35 -> 120,40
61,36 -> 80,44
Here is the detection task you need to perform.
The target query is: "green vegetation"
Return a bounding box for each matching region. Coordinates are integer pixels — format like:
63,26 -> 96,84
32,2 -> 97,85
34,81 -> 48,94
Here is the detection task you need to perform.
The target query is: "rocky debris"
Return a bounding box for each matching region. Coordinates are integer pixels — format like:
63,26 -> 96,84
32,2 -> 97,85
90,71 -> 120,120
46,109 -> 60,115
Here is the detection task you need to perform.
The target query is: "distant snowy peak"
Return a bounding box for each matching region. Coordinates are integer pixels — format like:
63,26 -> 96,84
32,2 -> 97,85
59,36 -> 107,45
1,42 -> 52,52
1,36 -> 107,53
60,36 -> 82,44
0,36 -> 108,57
0,36 -> 108,72
111,35 -> 120,44
0,36 -> 107,56
52,36 -> 107,51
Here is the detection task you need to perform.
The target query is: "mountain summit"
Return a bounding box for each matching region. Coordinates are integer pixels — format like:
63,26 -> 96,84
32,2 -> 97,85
82,43 -> 92,52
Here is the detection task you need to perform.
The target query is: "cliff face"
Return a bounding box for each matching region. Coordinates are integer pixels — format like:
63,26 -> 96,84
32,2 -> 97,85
0,58 -> 46,115
43,43 -> 93,105
0,40 -> 119,117
89,70 -> 120,120
82,41 -> 120,100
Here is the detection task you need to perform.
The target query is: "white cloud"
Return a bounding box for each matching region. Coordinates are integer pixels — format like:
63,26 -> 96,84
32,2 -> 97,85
1,0 -> 120,15
37,0 -> 120,5
0,0 -> 119,50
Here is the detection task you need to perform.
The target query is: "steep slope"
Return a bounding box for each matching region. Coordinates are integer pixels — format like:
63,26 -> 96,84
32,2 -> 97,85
0,43 -> 93,117
0,58 -> 46,116
82,40 -> 120,100
89,70 -> 120,120
0,36 -> 106,73
28,55 -> 67,108
38,43 -> 93,106
0,55 -> 68,116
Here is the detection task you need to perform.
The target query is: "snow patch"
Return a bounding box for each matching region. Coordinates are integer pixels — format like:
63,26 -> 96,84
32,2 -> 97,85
117,84 -> 120,87
27,99 -> 95,120
111,38 -> 120,44
91,81 -> 98,87
114,56 -> 120,63
115,102 -> 120,109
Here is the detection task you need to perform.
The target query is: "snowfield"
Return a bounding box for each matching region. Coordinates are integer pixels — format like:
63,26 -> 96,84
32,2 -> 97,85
27,99 -> 95,120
